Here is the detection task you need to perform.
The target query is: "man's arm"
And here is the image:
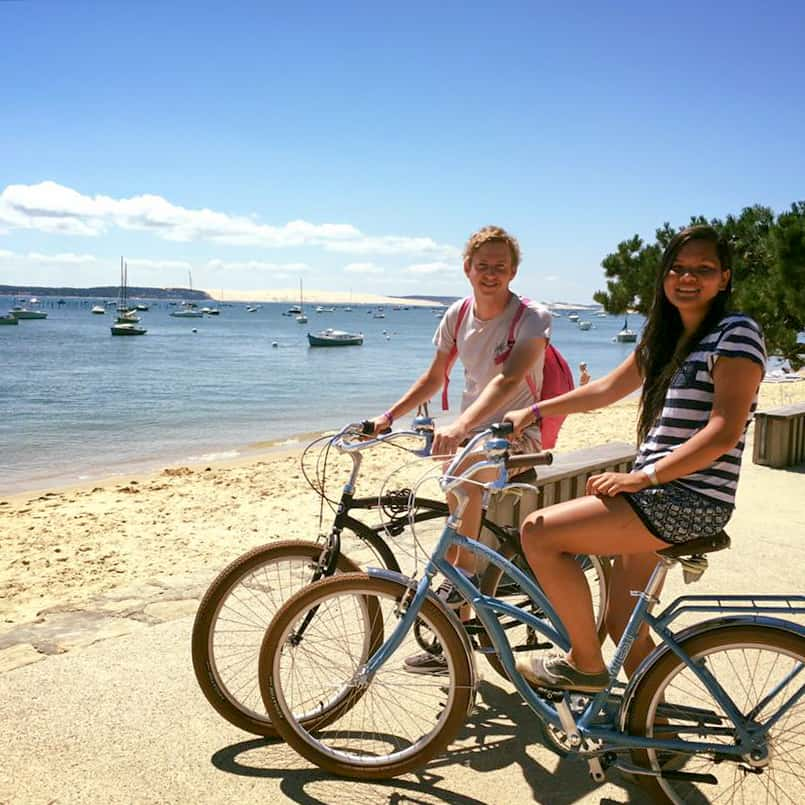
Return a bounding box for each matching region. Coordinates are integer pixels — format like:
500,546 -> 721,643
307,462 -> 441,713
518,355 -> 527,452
432,336 -> 546,455
505,351 -> 643,436
368,349 -> 450,433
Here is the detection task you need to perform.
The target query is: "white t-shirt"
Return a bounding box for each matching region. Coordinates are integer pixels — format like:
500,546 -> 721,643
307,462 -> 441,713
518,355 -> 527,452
433,294 -> 552,432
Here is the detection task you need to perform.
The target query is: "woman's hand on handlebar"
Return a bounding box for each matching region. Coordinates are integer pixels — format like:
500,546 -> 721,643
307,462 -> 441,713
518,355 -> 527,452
362,415 -> 392,437
502,406 -> 532,439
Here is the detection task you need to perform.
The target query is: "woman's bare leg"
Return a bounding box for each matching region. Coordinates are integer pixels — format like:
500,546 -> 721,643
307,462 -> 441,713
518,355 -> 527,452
521,494 -> 667,674
606,554 -> 666,677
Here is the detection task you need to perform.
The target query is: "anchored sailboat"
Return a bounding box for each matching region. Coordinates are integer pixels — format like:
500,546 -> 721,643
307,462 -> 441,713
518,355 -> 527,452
296,279 -> 308,323
171,269 -> 203,318
111,258 -> 147,336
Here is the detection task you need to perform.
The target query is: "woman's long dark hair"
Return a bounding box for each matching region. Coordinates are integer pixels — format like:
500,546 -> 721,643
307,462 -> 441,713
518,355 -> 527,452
636,225 -> 733,444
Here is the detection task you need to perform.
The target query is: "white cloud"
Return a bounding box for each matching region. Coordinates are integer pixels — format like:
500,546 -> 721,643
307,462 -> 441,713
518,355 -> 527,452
126,258 -> 193,271
0,181 -> 458,258
344,262 -> 385,274
542,274 -> 560,282
0,249 -> 98,265
205,259 -> 312,273
404,261 -> 453,274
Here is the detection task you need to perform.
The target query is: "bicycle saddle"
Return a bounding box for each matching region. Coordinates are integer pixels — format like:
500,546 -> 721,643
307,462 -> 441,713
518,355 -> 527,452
657,530 -> 731,559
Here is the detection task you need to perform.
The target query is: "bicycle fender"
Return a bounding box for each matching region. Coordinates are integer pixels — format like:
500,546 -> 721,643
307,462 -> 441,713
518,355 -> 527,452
366,566 -> 478,713
617,615 -> 805,731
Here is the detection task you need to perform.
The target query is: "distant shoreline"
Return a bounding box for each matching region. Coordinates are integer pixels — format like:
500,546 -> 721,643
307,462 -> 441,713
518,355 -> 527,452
0,286 -> 602,308
0,285 -> 450,307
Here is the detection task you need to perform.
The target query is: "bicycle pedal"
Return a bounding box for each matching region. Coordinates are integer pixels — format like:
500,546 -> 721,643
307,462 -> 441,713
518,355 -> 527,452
512,642 -> 553,652
534,686 -> 565,702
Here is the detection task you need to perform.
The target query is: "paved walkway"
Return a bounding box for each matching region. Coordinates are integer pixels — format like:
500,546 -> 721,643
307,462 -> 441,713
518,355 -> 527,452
2,459 -> 804,804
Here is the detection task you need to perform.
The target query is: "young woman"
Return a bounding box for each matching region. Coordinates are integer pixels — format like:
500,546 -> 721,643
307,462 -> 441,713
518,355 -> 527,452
504,225 -> 766,691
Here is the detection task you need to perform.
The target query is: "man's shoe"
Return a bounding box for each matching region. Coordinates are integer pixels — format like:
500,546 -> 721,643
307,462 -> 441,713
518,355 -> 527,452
403,650 -> 448,675
517,654 -> 609,693
436,574 -> 479,610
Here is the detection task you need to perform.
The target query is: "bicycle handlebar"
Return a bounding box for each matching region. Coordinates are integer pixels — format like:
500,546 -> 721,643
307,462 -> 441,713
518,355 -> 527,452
333,421 -> 434,457
443,422 -> 552,490
506,451 -> 554,470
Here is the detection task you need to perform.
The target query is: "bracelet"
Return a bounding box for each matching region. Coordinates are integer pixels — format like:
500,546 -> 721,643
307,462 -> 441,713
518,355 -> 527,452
530,403 -> 542,424
643,463 -> 660,487
382,409 -> 394,426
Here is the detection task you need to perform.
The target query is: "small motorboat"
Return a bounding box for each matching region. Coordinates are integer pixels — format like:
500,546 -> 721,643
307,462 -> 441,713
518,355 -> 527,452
307,328 -> 363,347
111,322 -> 147,336
91,305 -> 105,314
615,317 -> 637,343
578,320 -> 592,331
0,313 -> 19,325
10,306 -> 47,320
201,307 -> 220,315
567,313 -> 580,322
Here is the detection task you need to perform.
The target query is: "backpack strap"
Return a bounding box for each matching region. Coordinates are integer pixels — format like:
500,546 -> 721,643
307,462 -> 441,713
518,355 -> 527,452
492,297 -> 539,401
441,298 -> 472,410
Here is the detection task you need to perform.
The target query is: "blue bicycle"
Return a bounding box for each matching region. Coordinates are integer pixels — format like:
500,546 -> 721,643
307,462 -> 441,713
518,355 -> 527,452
258,423 -> 805,803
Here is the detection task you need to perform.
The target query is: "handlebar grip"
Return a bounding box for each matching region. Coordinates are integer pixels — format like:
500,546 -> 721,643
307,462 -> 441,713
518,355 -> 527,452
506,451 -> 553,470
491,421 -> 514,437
360,419 -> 391,436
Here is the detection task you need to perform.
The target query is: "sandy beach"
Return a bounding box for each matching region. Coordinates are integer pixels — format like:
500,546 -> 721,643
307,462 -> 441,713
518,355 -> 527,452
2,380 -> 804,635
203,288 -> 443,306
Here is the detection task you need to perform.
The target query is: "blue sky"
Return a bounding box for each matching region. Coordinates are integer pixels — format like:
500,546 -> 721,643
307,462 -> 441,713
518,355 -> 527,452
1,0 -> 804,301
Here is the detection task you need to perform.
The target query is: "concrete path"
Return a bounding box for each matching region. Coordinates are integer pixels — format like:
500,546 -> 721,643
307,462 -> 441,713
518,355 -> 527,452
2,459 -> 804,804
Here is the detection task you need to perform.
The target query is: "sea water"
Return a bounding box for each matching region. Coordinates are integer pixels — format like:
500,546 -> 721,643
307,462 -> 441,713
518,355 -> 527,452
0,297 -> 642,494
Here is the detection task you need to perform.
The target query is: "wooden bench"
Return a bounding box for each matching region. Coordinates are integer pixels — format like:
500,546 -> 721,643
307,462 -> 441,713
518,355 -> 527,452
752,403 -> 805,468
483,441 -> 636,536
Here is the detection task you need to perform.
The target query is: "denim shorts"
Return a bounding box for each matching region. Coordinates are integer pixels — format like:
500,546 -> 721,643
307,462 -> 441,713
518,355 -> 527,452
622,482 -> 734,545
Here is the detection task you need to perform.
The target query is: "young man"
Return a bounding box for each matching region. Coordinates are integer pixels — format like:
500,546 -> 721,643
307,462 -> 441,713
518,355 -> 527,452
368,225 -> 551,673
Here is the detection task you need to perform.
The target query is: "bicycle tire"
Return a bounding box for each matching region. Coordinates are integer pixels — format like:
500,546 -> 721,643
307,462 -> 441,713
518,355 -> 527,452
260,573 -> 474,779
625,623 -> 805,803
191,539 -> 362,736
478,547 -> 611,681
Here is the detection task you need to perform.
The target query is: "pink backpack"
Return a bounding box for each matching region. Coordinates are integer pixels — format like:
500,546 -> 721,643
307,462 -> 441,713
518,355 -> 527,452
441,297 -> 574,449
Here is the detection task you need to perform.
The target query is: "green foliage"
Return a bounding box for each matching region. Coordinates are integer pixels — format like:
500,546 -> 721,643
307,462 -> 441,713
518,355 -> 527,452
594,204 -> 805,368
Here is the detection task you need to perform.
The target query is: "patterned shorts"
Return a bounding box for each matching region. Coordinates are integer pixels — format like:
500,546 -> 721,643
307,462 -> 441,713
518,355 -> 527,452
622,482 -> 734,545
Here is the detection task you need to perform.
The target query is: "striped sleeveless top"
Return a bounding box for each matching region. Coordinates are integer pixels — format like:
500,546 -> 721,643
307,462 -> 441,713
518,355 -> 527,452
634,313 -> 766,506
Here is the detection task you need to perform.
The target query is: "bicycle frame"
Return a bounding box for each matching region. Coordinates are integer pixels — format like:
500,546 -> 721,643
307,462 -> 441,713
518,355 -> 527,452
363,434 -> 805,763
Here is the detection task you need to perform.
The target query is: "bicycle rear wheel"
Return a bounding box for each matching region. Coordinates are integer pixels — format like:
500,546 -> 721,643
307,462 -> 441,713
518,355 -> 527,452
625,624 -> 805,804
478,548 -> 611,680
191,539 -> 362,735
259,574 -> 474,779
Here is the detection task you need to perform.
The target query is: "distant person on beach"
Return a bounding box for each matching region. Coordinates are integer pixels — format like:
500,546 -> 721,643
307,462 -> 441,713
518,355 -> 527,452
366,225 -> 552,674
578,361 -> 590,386
504,224 -> 766,691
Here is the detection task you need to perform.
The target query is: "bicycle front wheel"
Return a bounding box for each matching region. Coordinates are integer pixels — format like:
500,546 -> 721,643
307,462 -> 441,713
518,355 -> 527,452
259,574 -> 474,779
191,539 -> 362,735
625,624 -> 805,804
478,549 -> 611,680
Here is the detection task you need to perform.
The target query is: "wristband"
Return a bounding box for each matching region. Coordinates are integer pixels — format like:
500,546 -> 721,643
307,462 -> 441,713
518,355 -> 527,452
530,403 -> 542,425
643,463 -> 660,487
382,410 -> 394,426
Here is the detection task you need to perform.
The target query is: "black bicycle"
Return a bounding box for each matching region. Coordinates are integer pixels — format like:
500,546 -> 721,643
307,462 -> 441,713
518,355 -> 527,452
191,416 -> 611,736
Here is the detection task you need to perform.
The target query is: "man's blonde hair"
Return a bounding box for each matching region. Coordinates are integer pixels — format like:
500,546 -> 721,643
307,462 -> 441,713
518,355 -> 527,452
463,225 -> 521,269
